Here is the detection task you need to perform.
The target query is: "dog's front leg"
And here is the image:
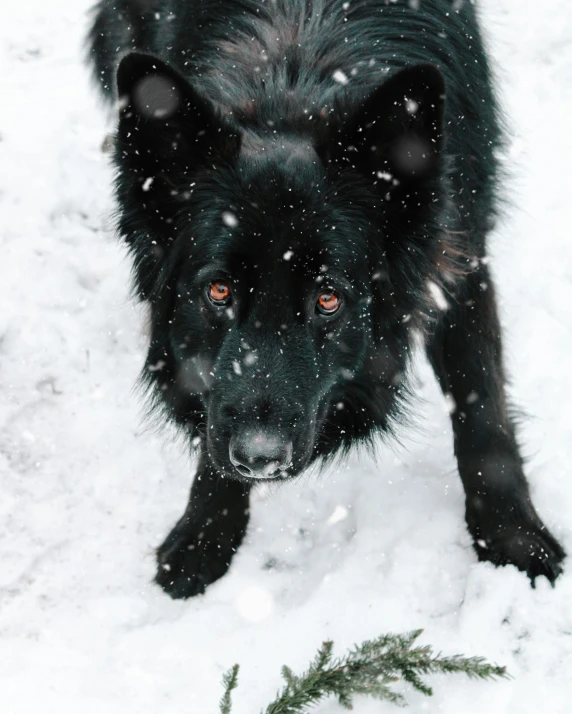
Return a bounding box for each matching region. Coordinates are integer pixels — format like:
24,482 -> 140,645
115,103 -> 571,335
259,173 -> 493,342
155,449 -> 252,599
427,264 -> 565,585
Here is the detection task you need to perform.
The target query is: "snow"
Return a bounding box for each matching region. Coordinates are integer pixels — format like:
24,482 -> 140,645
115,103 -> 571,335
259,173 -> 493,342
332,69 -> 349,85
1,1 -> 571,712
222,211 -> 238,228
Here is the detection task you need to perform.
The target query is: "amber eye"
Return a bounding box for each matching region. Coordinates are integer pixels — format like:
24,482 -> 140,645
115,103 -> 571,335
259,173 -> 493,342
208,281 -> 231,306
316,290 -> 341,315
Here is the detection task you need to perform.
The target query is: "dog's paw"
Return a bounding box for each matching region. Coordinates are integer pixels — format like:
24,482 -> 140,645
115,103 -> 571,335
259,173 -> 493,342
473,524 -> 565,586
154,527 -> 235,599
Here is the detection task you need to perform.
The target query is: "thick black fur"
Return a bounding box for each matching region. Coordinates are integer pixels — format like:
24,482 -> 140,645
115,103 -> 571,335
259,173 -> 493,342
87,0 -> 565,597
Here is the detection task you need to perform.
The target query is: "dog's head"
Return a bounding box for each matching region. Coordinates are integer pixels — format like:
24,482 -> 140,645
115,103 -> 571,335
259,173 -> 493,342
114,54 -> 446,481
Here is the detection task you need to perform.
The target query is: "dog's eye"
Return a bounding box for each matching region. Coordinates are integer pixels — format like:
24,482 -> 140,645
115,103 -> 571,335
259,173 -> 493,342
208,281 -> 232,306
316,290 -> 341,315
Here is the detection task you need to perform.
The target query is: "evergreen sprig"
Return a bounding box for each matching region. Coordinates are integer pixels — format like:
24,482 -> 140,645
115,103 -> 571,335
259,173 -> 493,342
219,664 -> 240,714
218,629 -> 507,713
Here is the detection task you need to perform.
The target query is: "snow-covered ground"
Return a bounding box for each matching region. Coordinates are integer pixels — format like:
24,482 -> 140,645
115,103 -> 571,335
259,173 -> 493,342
1,1 -> 571,711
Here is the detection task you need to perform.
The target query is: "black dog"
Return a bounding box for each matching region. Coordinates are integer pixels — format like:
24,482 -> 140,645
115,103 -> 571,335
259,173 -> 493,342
87,0 -> 565,598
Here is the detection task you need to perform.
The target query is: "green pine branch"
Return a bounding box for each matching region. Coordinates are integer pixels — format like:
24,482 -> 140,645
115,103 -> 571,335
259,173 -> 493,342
219,664 -> 240,714
218,629 -> 508,714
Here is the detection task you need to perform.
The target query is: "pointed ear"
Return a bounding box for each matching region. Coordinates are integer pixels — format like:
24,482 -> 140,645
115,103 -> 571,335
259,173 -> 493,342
115,52 -> 240,188
330,64 -> 445,191
113,54 -> 241,299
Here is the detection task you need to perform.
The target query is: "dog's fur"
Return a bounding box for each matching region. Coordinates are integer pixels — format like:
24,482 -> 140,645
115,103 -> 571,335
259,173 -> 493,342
87,0 -> 564,598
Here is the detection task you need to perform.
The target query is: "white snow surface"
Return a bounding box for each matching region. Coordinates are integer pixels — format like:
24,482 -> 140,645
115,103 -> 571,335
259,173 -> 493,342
1,1 -> 572,712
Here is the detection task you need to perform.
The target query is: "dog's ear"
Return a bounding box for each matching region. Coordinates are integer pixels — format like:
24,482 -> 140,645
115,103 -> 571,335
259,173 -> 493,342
116,53 -> 239,178
328,66 -> 447,334
113,54 -> 240,298
328,64 -> 445,194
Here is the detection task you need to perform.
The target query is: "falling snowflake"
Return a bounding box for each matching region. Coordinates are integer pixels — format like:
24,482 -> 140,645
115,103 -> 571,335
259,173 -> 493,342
222,211 -> 238,227
405,98 -> 419,115
236,587 -> 274,622
444,392 -> 456,415
427,280 -> 449,311
327,505 -> 349,525
333,69 -> 349,85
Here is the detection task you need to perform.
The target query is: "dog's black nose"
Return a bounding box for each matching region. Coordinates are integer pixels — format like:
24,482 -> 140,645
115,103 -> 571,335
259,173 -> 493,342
229,430 -> 292,479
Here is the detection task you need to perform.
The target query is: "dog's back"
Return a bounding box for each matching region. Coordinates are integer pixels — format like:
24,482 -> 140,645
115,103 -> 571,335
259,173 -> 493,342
89,0 -> 500,229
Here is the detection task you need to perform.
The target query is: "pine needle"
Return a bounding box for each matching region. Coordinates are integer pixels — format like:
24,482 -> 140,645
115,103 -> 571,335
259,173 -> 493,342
216,630 -> 508,713
219,664 -> 240,714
